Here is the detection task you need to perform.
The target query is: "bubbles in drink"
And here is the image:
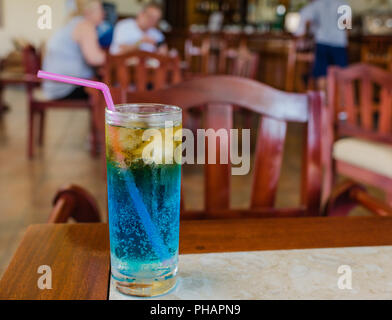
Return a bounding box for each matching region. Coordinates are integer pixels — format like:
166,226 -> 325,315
106,123 -> 182,283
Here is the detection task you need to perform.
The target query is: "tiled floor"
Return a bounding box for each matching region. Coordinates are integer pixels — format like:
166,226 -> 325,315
0,86 -> 376,277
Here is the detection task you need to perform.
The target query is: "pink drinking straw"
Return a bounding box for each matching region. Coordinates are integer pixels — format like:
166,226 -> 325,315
37,70 -> 115,111
37,70 -> 171,263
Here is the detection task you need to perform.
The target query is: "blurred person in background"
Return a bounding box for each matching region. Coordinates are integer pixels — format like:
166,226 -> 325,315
110,2 -> 166,55
43,0 -> 106,100
296,0 -> 349,90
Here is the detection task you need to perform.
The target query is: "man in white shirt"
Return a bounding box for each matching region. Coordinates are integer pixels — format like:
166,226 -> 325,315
110,2 -> 165,55
296,0 -> 349,89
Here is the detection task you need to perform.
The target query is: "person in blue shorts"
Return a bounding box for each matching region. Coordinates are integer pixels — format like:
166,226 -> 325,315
295,0 -> 349,90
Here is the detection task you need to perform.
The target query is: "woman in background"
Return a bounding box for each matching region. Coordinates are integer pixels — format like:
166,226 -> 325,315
43,0 -> 106,100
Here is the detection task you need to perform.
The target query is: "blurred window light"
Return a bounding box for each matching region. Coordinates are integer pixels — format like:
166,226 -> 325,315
363,15 -> 392,35
277,5 -> 286,16
285,12 -> 301,33
208,11 -> 224,32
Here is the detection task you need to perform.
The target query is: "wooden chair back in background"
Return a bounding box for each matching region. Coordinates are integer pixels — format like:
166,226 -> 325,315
184,33 -> 211,75
325,63 -> 392,205
103,50 -> 182,96
95,76 -> 323,219
218,45 -> 259,79
328,63 -> 392,144
286,37 -> 315,92
361,37 -> 392,71
218,31 -> 255,76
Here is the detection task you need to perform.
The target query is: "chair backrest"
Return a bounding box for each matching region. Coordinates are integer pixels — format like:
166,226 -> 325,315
286,37 -> 315,92
218,45 -> 259,79
221,31 -> 246,49
328,63 -> 392,144
184,34 -> 211,75
101,76 -> 323,219
103,50 -> 182,95
22,45 -> 41,89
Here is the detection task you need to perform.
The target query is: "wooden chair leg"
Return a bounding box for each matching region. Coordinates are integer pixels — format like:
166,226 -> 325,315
101,148 -> 107,179
325,180 -> 392,217
322,158 -> 337,207
87,101 -> 100,158
28,109 -> 35,159
0,83 -> 7,116
38,110 -> 45,146
321,100 -> 335,206
90,117 -> 99,157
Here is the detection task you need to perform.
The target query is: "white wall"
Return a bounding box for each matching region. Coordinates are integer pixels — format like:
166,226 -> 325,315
0,0 -> 148,56
110,0 -> 143,15
347,0 -> 392,14
0,0 -> 67,56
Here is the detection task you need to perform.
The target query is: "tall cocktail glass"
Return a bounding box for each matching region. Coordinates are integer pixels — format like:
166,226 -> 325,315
105,104 -> 182,297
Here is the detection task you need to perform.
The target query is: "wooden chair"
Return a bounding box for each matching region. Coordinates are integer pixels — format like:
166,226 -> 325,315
95,76 -> 323,218
184,34 -> 211,76
22,45 -> 97,158
48,185 -> 101,223
221,31 -> 247,49
286,36 -> 315,92
325,63 -> 392,207
218,44 -> 259,79
79,75 -> 392,219
217,36 -> 256,74
103,50 -> 181,98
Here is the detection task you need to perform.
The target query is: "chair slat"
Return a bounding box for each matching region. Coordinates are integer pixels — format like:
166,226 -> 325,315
116,64 -> 130,91
135,61 -> 147,92
105,50 -> 182,93
154,65 -> 167,90
379,88 -> 392,135
205,103 -> 232,215
301,92 -> 322,216
343,80 -> 356,125
360,79 -> 373,130
251,116 -> 287,208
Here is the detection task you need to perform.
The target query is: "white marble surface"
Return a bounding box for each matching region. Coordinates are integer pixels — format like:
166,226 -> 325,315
110,246 -> 392,300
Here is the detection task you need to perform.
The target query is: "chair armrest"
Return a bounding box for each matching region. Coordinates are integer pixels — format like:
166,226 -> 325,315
22,74 -> 42,83
48,185 -> 101,223
0,73 -> 41,85
324,180 -> 392,217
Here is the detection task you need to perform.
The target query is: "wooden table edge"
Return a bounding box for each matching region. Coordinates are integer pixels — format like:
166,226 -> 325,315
2,216 -> 392,300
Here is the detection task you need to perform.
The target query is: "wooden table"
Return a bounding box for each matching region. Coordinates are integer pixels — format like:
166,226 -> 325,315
1,216 -> 392,300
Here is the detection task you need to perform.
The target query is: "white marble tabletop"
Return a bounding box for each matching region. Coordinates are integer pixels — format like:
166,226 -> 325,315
110,246 -> 392,300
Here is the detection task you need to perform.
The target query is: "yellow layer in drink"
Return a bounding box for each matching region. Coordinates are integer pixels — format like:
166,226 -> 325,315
106,123 -> 182,167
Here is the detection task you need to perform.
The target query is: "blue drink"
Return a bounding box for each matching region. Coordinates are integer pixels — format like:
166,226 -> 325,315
106,105 -> 182,297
